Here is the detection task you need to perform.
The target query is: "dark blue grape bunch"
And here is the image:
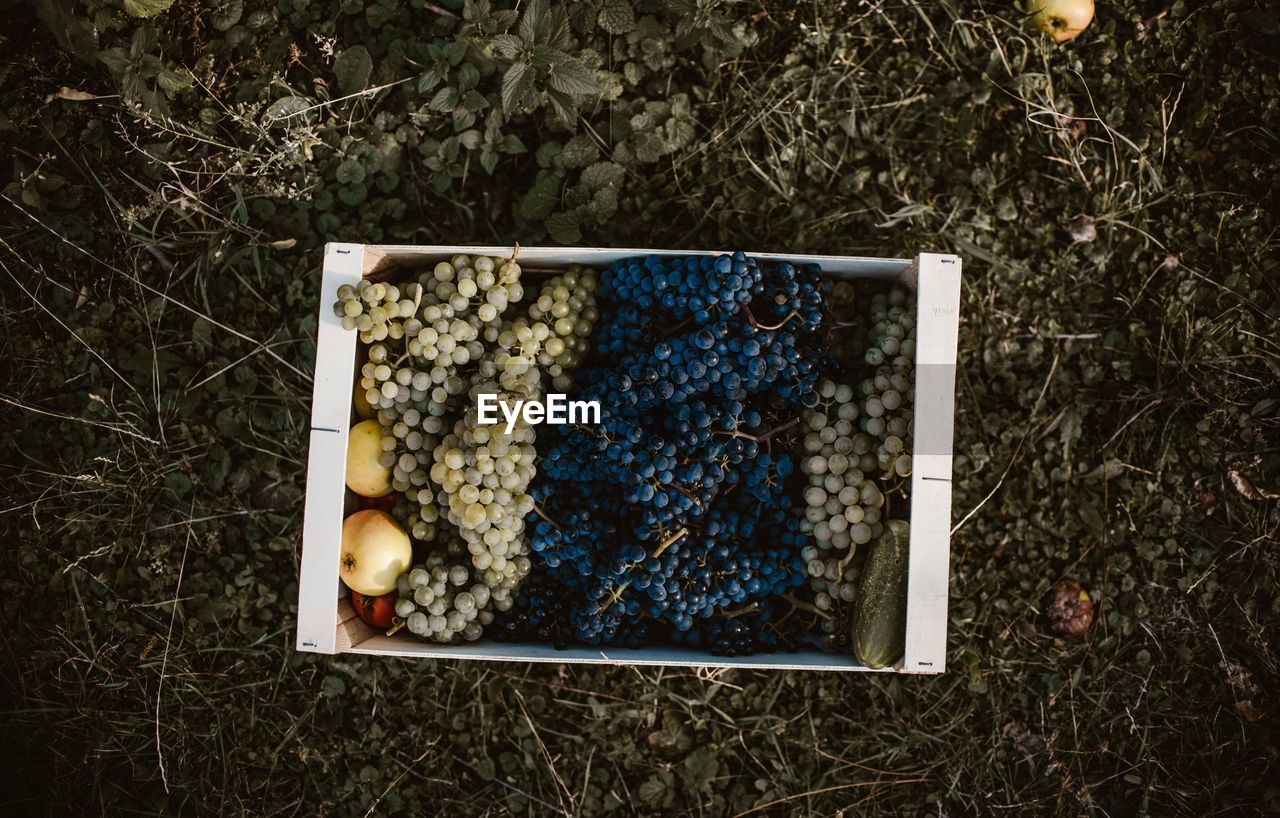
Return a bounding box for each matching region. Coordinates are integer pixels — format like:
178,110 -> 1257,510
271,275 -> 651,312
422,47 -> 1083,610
527,501 -> 601,581
572,569 -> 641,645
671,598 -> 804,656
592,303 -> 656,360
599,252 -> 763,327
515,251 -> 834,653
754,260 -> 825,333
491,574 -> 573,646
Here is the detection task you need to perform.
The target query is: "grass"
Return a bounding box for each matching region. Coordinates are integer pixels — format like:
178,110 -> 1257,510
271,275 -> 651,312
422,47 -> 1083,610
1,0 -> 1278,814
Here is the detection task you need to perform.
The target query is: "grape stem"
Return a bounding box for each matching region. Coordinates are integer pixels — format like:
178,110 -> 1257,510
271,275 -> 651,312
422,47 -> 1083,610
591,526 -> 687,615
837,545 -> 858,574
782,593 -> 833,620
744,304 -> 801,331
386,619 -> 407,637
532,502 -> 563,531
670,484 -> 703,507
596,580 -> 632,614
661,316 -> 694,338
722,603 -> 762,619
652,527 -> 688,558
717,417 -> 799,449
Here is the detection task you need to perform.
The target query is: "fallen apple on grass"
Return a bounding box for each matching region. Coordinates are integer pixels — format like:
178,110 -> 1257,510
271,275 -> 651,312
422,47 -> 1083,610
1028,0 -> 1094,43
340,509 -> 412,596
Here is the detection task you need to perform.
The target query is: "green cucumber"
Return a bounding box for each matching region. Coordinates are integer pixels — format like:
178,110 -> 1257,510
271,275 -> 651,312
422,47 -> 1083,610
851,519 -> 911,669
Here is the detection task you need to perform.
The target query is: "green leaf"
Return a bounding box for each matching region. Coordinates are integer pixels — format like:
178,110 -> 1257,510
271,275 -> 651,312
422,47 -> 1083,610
580,161 -> 623,190
491,33 -> 525,60
501,61 -> 533,113
542,4 -> 572,50
479,149 -> 499,175
334,46 -> 373,94
519,172 -> 561,220
637,774 -> 673,807
530,43 -> 564,68
535,141 -> 560,168
261,95 -> 313,128
1079,496 -> 1106,534
443,41 -> 467,65
561,134 -> 599,169
591,186 -> 618,220
209,0 -> 243,31
546,211 -> 581,244
460,89 -> 488,112
429,86 -> 459,112
123,0 -> 175,18
36,0 -> 98,62
457,62 -> 480,91
452,108 -> 477,131
322,675 -> 347,697
155,67 -> 190,94
597,0 -> 635,34
502,134 -> 526,154
130,25 -> 160,57
680,747 -> 719,794
633,131 -> 666,163
548,57 -> 600,97
517,0 -> 547,43
458,129 -> 481,150
664,118 -> 696,149
545,88 -> 576,125
97,48 -> 130,76
417,67 -> 443,94
335,160 -> 365,185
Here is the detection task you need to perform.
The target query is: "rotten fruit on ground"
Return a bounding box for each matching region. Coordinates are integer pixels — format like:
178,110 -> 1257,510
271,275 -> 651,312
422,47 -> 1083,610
1044,579 -> 1094,636
340,509 -> 412,596
345,419 -> 392,498
1028,0 -> 1094,43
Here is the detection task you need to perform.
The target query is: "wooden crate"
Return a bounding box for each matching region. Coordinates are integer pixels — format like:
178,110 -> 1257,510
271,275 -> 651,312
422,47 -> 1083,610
297,244 -> 960,673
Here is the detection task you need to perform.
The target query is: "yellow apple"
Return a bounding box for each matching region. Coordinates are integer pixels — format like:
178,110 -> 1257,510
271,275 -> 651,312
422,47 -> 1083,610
1029,0 -> 1094,43
346,419 -> 392,498
340,509 -> 411,595
353,374 -> 376,420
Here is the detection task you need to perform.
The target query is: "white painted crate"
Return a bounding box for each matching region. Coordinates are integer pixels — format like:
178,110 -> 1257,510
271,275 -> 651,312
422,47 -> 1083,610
298,244 -> 960,673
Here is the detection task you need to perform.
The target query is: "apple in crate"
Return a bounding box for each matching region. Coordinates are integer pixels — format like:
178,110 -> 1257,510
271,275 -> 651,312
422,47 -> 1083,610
350,589 -> 397,628
352,377 -> 376,420
346,419 -> 392,498
1028,0 -> 1093,42
340,510 -> 411,596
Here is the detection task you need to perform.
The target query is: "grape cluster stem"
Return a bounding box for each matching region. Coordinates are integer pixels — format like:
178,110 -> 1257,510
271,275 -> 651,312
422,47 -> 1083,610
782,593 -> 833,619
652,527 -> 688,558
743,304 -> 802,331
